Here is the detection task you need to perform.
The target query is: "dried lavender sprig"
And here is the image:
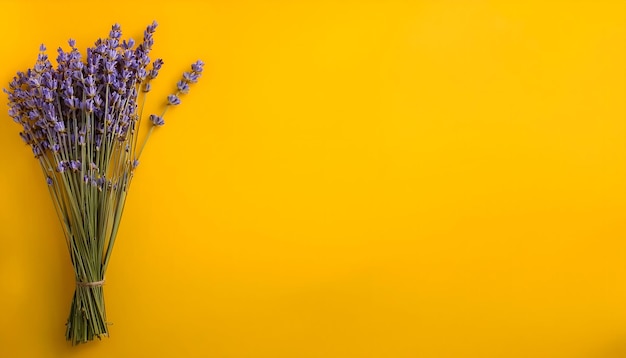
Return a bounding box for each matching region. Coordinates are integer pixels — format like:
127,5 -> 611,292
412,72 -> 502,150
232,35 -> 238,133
136,60 -> 204,160
133,57 -> 164,157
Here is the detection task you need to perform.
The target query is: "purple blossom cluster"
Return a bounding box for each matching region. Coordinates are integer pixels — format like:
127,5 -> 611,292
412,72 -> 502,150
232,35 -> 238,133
4,22 -> 203,188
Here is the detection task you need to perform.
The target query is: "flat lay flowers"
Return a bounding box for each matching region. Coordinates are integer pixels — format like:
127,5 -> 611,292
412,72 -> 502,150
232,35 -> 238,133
4,22 -> 203,345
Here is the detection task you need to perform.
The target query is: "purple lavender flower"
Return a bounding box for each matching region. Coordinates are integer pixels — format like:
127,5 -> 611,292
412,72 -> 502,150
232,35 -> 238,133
57,161 -> 67,173
46,176 -> 53,185
69,160 -> 81,171
121,38 -> 135,50
64,97 -> 79,109
70,59 -> 84,71
53,121 -> 65,132
149,114 -> 165,126
28,110 -> 41,121
132,21 -> 158,84
137,68 -> 147,81
32,145 -> 43,157
94,95 -> 103,108
96,176 -> 106,190
182,71 -> 200,84
191,60 -> 204,73
147,21 -> 158,32
38,44 -> 47,59
167,94 -> 181,105
176,80 -> 189,94
143,21 -> 158,51
28,77 -> 41,88
42,87 -> 54,102
61,78 -> 74,96
82,99 -> 95,113
85,86 -> 97,98
109,24 -> 122,40
180,60 -> 204,85
153,58 -> 163,70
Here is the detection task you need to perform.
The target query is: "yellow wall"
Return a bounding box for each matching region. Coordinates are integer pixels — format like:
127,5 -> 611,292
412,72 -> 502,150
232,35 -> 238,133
0,0 -> 625,357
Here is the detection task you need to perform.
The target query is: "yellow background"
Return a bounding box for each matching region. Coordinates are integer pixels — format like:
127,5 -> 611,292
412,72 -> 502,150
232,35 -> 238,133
0,1 -> 625,357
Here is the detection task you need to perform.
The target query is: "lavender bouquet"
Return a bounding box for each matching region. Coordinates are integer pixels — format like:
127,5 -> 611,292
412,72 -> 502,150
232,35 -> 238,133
4,22 -> 202,345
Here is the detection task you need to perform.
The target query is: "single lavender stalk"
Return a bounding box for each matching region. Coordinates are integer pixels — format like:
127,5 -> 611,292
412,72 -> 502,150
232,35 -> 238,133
136,59 -> 204,160
4,22 -> 203,345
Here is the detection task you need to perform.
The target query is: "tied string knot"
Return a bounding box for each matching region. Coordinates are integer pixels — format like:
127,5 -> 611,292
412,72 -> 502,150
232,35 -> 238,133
76,279 -> 105,287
